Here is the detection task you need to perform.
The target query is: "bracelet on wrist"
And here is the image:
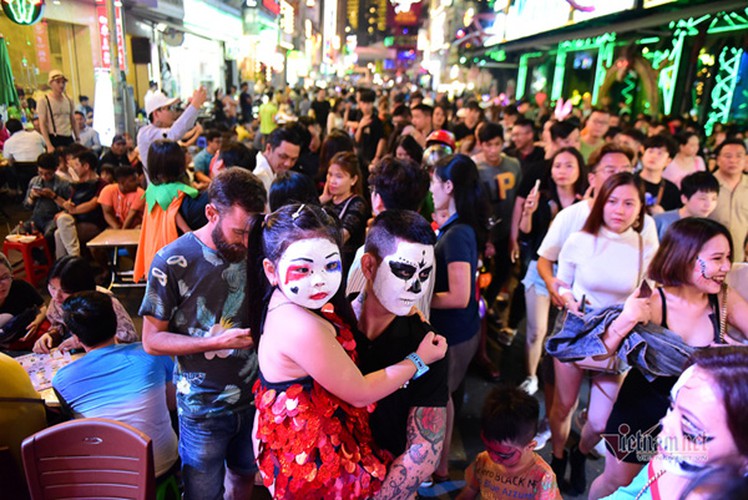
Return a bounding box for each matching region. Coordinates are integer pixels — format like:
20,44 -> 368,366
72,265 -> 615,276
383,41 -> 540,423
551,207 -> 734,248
406,352 -> 429,380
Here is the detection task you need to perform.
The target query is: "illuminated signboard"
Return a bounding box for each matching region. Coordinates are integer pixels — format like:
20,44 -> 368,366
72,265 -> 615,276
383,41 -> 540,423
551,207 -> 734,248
644,0 -> 677,7
491,0 -> 635,43
94,0 -> 126,70
262,0 -> 280,16
2,0 -> 44,25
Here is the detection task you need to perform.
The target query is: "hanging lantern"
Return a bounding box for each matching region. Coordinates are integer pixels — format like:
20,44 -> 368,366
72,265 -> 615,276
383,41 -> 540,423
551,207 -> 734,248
2,0 -> 45,26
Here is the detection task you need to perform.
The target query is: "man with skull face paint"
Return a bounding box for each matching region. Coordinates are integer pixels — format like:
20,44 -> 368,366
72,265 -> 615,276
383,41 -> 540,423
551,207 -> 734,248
353,210 -> 449,498
139,168 -> 266,500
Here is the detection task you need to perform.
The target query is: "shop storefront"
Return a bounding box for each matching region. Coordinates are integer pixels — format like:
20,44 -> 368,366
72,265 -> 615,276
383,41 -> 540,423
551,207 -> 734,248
473,0 -> 748,130
1,0 -> 101,108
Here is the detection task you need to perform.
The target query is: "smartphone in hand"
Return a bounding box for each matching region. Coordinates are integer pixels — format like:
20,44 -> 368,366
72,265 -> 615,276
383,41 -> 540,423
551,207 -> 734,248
638,280 -> 652,298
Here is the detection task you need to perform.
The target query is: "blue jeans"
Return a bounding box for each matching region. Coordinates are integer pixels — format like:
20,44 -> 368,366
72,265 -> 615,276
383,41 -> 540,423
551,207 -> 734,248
179,407 -> 257,500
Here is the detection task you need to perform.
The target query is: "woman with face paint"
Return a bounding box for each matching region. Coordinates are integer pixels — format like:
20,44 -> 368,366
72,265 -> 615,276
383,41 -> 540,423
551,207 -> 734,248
588,218 -> 748,498
246,204 -> 447,499
601,346 -> 748,500
550,172 -> 657,495
429,154 -> 490,481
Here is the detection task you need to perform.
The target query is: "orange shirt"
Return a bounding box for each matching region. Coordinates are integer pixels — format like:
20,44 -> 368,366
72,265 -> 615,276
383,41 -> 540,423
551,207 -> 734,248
99,184 -> 145,225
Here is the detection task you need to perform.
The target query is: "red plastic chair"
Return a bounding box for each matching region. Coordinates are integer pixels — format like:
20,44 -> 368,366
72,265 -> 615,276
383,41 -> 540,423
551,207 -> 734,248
21,418 -> 156,500
3,235 -> 52,287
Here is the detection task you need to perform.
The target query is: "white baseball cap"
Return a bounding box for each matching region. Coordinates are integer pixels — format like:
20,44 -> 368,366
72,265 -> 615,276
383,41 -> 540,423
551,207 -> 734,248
48,69 -> 68,83
145,91 -> 179,117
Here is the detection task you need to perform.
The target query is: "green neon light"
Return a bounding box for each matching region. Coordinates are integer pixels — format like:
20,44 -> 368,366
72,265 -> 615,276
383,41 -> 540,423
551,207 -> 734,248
704,46 -> 744,137
706,9 -> 748,34
551,32 -> 615,103
621,71 -> 637,108
488,49 -> 506,62
658,15 -> 710,115
2,0 -> 44,25
516,51 -> 543,100
635,37 -> 661,45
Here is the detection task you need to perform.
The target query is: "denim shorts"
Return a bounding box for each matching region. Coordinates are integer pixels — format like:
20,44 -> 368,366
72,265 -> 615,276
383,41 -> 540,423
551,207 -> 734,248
179,407 -> 257,500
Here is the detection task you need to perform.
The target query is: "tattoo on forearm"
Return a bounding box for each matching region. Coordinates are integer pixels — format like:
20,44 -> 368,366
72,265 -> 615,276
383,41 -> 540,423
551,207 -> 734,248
415,407 -> 447,446
379,407 -> 448,499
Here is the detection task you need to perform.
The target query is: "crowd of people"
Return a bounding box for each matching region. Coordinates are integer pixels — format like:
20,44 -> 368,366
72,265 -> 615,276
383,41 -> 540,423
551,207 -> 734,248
1,73 -> 748,500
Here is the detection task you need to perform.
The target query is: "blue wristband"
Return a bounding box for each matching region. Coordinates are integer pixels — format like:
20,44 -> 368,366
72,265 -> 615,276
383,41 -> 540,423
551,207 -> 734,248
406,352 -> 430,380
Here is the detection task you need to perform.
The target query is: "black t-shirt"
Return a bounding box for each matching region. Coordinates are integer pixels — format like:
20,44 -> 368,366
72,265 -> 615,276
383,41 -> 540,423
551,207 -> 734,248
71,178 -> 107,227
0,279 -> 43,316
356,114 -> 385,166
240,91 -> 253,120
354,314 -> 449,456
636,174 -> 682,211
517,159 -> 551,199
506,145 -> 546,170
99,151 -> 130,168
453,122 -> 476,142
311,100 -> 331,129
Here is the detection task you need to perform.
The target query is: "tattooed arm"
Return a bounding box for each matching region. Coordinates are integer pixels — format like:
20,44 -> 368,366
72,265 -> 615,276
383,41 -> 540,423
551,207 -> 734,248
376,406 -> 447,499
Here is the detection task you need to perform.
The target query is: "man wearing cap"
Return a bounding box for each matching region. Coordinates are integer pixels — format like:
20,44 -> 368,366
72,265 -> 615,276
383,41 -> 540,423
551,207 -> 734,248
137,87 -> 207,183
99,135 -> 131,168
38,70 -> 78,152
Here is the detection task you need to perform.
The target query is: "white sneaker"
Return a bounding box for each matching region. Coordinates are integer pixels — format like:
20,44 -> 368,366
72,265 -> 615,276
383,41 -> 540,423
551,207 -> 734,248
591,438 -> 608,459
519,375 -> 539,395
534,419 -> 551,450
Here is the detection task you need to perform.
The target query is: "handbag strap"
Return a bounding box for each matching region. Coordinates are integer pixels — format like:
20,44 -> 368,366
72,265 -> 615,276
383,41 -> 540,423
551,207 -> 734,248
338,194 -> 357,220
637,233 -> 643,285
718,284 -> 728,344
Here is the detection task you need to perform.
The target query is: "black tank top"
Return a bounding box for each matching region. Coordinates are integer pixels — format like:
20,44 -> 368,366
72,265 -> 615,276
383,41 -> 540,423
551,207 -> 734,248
657,287 -> 721,344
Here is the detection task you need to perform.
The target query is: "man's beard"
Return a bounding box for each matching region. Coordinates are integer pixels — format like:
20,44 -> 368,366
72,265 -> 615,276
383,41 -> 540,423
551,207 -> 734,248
212,224 -> 247,263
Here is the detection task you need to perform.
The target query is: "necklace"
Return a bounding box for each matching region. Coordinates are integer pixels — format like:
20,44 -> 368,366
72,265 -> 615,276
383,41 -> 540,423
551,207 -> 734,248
267,301 -> 295,313
634,467 -> 667,500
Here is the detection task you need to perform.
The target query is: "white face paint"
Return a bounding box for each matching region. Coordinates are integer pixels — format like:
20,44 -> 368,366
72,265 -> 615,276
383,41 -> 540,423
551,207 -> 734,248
276,238 -> 343,309
372,240 -> 434,316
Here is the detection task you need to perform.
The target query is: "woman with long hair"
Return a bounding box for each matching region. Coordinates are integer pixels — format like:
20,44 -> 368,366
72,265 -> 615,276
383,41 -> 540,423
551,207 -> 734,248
319,151 -> 369,273
429,154 -> 490,481
549,172 -> 657,495
247,203 -> 446,498
518,147 -> 588,395
663,131 -> 706,189
393,134 -> 424,165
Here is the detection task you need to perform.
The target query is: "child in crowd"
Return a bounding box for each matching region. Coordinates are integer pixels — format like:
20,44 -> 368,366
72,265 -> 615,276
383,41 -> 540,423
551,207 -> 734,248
99,166 -> 145,229
457,386 -> 561,500
133,140 -> 198,282
99,164 -> 115,185
635,135 -> 681,215
654,171 -> 719,240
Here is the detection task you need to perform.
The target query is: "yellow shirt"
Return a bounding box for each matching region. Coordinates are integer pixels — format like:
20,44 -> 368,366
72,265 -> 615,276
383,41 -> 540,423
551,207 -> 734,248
0,353 -> 46,467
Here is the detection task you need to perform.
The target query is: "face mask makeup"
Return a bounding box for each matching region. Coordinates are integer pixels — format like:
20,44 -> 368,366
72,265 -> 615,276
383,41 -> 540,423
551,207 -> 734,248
276,238 -> 342,310
658,366 -> 711,477
372,241 -> 434,316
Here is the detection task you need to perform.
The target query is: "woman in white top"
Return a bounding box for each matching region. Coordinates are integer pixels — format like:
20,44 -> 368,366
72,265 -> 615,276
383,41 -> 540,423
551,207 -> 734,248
326,98 -> 346,135
549,172 -> 658,495
663,131 -> 706,189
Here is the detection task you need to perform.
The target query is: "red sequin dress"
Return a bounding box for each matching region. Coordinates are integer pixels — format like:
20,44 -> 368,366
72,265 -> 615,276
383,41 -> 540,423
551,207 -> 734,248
253,310 -> 392,499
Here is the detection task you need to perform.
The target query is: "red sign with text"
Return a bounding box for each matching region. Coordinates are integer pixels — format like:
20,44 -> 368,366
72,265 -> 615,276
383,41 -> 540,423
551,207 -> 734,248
94,0 -> 126,70
33,21 -> 52,72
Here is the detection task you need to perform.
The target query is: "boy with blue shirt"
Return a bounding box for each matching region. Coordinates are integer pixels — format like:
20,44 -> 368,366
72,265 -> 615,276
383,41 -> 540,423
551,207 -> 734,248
52,291 -> 178,477
654,171 -> 719,240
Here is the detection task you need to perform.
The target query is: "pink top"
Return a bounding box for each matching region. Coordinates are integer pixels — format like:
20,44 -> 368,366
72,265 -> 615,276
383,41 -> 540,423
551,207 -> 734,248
663,155 -> 706,189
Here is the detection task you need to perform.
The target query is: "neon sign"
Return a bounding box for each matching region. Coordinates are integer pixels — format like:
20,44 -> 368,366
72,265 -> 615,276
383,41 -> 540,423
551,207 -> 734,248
1,0 -> 45,26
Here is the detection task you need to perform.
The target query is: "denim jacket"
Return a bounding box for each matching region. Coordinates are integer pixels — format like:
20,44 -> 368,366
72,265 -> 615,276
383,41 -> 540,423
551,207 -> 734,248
545,305 -> 695,381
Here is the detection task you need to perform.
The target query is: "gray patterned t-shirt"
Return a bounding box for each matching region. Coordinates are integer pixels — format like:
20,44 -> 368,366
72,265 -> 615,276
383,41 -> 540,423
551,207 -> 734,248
139,232 -> 257,418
